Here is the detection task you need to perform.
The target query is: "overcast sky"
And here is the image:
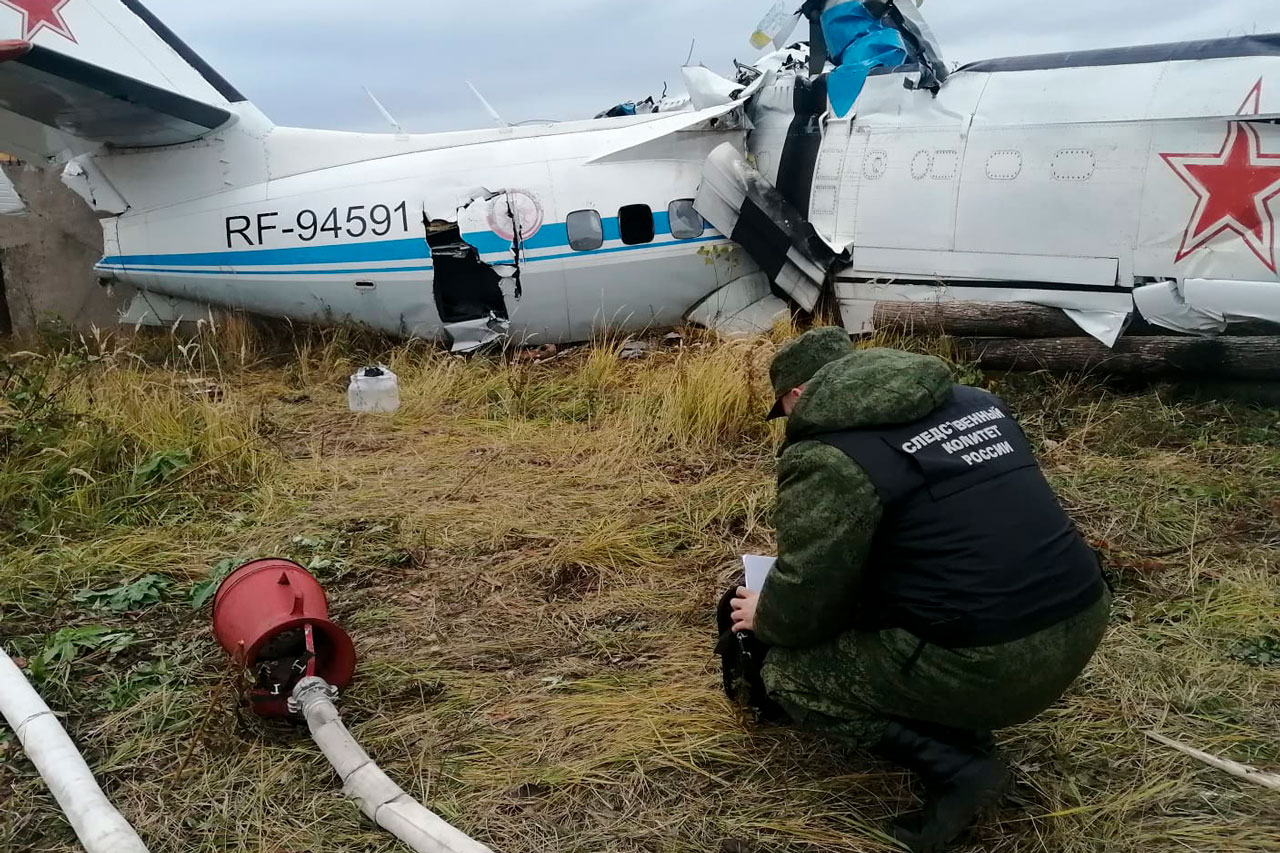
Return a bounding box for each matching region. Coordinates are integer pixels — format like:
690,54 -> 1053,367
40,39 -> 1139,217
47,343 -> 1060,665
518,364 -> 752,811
147,0 -> 1280,133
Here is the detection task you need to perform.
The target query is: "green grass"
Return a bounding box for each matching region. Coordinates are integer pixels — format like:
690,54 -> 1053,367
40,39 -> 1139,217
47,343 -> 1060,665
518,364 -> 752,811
1,322 -> 1277,852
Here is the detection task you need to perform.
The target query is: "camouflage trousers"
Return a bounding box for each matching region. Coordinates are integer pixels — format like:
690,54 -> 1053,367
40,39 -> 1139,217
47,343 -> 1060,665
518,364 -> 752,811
761,591 -> 1111,747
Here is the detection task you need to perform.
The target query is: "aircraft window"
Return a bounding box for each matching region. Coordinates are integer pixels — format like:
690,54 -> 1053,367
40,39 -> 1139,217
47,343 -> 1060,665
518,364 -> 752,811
567,209 -> 604,251
619,204 -> 655,245
668,199 -> 704,240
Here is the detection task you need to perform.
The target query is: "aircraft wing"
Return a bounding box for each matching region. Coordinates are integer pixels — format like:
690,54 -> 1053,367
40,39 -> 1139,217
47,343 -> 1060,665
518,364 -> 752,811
583,72 -> 766,166
0,40 -> 233,153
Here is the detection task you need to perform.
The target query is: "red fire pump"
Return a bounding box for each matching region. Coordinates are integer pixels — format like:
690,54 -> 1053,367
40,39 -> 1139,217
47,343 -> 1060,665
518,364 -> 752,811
211,559 -> 356,717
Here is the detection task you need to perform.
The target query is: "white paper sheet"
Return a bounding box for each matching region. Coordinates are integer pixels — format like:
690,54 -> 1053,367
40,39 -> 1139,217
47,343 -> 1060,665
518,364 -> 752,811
742,555 -> 777,591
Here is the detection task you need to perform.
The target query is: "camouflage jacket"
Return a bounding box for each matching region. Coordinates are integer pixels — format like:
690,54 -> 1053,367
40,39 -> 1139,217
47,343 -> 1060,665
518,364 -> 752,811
754,348 -> 955,648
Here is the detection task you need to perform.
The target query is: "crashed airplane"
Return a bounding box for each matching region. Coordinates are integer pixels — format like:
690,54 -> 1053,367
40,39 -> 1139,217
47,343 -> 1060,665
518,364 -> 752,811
0,0 -> 1277,350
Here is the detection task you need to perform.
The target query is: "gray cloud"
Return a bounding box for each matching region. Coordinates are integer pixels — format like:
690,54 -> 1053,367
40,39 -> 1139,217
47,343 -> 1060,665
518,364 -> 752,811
144,0 -> 1280,133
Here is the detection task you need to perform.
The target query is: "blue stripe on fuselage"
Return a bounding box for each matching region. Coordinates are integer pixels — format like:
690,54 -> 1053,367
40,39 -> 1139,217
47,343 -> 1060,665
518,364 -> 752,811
95,265 -> 438,277
461,223 -> 569,255
98,215 -> 717,271
446,214 -> 677,256
96,237 -> 726,277
99,237 -> 430,269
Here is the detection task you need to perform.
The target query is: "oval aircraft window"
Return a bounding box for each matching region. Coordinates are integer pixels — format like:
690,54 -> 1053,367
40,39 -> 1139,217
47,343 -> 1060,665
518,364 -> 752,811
567,209 -> 604,251
618,204 -> 655,246
668,199 -> 704,240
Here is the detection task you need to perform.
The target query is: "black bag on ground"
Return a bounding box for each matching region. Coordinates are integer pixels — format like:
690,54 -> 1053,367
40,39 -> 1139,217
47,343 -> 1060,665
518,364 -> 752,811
714,585 -> 789,724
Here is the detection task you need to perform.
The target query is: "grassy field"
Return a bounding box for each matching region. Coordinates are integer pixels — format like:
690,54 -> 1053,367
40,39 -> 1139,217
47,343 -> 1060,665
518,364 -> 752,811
1,320 -> 1277,853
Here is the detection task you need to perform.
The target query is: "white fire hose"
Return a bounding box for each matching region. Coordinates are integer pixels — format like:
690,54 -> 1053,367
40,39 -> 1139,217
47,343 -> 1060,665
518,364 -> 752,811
0,646 -> 150,853
0,645 -> 490,853
291,677 -> 495,853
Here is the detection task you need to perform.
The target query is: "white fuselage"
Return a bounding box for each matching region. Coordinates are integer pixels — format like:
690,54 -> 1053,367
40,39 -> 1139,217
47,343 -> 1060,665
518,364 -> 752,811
741,44 -> 1280,337
90,36 -> 1280,343
95,107 -> 751,344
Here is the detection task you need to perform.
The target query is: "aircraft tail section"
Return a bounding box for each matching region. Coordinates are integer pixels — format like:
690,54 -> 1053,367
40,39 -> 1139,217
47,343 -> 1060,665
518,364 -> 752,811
0,0 -> 251,162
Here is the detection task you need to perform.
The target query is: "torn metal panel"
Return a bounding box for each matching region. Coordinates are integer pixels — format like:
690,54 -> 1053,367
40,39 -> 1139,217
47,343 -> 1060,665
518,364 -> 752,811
1061,309 -> 1131,348
864,0 -> 948,89
0,167 -> 26,216
456,188 -> 544,303
60,155 -> 128,215
120,291 -> 213,327
457,192 -> 516,269
696,142 -> 837,313
747,62 -> 828,214
456,196 -> 509,254
584,94 -> 757,165
716,296 -> 790,337
434,189 -> 562,350
1182,279 -> 1280,326
585,123 -> 741,165
685,271 -> 790,336
682,67 -> 743,110
1133,280 -> 1227,335
775,252 -> 828,311
751,44 -> 813,78
446,314 -> 509,354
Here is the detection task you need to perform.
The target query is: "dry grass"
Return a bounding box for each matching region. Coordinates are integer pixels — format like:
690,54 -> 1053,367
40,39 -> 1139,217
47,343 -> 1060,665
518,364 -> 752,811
1,321 -> 1278,852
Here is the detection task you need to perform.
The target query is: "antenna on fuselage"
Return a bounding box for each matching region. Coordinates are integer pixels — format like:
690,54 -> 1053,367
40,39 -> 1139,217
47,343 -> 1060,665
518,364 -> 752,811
363,87 -> 404,134
466,81 -> 511,128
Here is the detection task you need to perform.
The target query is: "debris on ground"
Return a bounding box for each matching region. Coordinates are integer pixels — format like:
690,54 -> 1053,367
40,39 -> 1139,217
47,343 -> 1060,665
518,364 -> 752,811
515,344 -> 559,364
184,378 -> 224,402
619,340 -> 652,360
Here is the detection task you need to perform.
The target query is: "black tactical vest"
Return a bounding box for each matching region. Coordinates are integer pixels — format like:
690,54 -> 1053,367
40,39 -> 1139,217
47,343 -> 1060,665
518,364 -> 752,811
815,384 -> 1104,648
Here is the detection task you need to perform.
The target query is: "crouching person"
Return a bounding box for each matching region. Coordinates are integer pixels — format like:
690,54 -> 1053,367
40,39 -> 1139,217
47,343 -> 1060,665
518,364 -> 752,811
719,328 -> 1111,853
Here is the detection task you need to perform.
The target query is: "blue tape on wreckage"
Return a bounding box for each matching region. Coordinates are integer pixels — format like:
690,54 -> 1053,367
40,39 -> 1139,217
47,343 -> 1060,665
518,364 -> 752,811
821,2 -> 909,117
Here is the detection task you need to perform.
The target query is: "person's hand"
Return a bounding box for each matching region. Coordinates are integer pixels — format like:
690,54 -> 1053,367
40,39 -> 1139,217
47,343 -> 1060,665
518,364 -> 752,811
730,586 -> 759,633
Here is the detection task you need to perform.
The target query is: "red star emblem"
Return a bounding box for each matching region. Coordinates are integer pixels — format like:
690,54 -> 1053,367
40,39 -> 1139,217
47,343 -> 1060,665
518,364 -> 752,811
0,0 -> 76,43
1161,90 -> 1280,273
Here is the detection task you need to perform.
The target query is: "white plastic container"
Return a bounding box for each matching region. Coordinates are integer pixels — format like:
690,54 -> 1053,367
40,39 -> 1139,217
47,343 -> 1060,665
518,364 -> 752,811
348,365 -> 401,413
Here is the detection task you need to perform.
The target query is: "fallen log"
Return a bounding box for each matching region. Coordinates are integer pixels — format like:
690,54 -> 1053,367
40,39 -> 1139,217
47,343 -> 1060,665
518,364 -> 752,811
874,301 -> 1083,338
955,336 -> 1280,380
873,301 -> 1280,338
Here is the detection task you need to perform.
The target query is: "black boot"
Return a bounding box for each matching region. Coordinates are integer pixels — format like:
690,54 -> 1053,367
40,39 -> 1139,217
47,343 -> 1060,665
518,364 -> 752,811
906,720 -> 996,756
873,720 -> 1011,853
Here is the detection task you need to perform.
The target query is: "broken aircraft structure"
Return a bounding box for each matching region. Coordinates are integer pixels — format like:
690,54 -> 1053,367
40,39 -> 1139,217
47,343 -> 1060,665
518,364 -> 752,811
0,0 -> 1278,351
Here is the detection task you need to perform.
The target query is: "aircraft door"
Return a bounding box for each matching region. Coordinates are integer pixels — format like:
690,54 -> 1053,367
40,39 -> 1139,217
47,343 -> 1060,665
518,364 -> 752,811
838,131 -> 869,248
808,120 -> 868,248
803,117 -> 865,242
